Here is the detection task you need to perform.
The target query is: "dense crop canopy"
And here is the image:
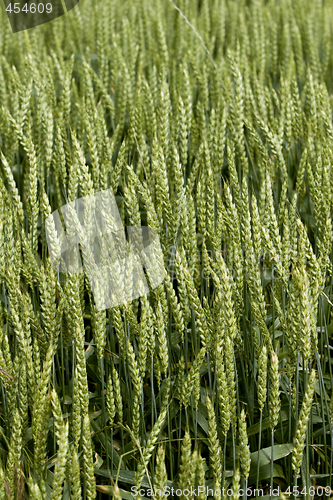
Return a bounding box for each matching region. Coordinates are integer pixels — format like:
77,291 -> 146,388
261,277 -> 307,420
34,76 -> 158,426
0,0 -> 333,497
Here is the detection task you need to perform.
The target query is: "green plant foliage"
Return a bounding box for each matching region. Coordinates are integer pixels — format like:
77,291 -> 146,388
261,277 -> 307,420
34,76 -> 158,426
0,0 -> 333,498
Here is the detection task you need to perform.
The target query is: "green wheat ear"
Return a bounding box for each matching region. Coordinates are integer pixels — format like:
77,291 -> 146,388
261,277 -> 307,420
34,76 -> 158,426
292,370 -> 316,475
154,445 -> 168,496
268,352 -> 281,431
206,394 -> 222,497
178,431 -> 195,498
238,409 -> 251,480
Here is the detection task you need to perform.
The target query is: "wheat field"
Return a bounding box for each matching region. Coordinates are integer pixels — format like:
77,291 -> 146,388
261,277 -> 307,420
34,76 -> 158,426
0,0 -> 333,498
